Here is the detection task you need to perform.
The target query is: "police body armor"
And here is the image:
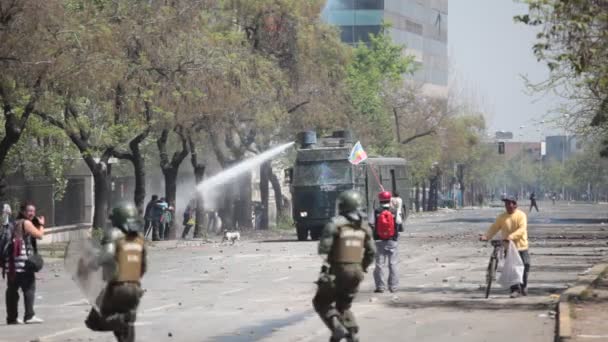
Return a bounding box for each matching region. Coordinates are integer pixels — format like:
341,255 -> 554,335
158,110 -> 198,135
329,222 -> 365,264
114,236 -> 144,283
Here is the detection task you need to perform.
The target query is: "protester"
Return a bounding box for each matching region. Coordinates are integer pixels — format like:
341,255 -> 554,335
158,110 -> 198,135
480,195 -> 530,298
181,204 -> 195,239
162,205 -> 174,240
143,195 -> 158,238
5,202 -> 45,324
151,197 -> 167,241
373,191 -> 399,293
529,192 -> 539,212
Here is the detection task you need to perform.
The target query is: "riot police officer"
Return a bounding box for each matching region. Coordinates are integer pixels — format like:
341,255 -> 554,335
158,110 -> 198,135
313,190 -> 376,342
84,203 -> 147,342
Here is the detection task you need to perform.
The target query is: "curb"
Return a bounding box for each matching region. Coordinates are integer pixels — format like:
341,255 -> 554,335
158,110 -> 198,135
557,263 -> 608,341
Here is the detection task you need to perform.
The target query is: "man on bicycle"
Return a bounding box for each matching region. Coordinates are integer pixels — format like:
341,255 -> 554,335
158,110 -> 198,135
480,195 -> 530,298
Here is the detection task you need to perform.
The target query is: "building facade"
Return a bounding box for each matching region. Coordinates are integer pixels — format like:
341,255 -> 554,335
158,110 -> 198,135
322,0 -> 448,97
545,135 -> 583,163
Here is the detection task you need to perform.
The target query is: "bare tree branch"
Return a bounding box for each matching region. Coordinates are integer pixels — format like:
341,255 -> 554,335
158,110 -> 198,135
401,129 -> 437,145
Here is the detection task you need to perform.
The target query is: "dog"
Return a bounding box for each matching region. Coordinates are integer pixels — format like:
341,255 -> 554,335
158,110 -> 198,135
222,231 -> 240,245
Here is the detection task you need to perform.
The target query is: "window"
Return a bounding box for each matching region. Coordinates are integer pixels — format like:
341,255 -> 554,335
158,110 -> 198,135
294,161 -> 353,186
339,25 -> 354,43
354,25 -> 381,43
356,0 -> 384,10
328,0 -> 355,10
406,20 -> 423,35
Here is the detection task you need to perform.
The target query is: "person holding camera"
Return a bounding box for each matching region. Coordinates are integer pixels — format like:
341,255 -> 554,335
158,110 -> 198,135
4,202 -> 45,324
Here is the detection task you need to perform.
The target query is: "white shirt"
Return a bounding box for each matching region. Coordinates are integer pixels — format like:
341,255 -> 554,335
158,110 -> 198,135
390,197 -> 403,224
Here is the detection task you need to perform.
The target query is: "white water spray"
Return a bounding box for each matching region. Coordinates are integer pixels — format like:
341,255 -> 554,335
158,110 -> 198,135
195,141 -> 295,204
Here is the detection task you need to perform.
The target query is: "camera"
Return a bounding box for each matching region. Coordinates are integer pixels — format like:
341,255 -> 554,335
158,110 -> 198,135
31,216 -> 42,228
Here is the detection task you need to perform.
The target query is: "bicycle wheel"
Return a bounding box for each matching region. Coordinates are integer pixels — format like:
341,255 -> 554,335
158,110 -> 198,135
485,257 -> 497,298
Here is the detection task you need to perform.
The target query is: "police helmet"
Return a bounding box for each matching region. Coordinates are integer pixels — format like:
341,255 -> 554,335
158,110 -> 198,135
336,190 -> 363,214
110,203 -> 142,234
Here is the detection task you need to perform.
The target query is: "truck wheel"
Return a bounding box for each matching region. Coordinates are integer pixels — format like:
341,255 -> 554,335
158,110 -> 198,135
310,227 -> 322,241
296,225 -> 308,241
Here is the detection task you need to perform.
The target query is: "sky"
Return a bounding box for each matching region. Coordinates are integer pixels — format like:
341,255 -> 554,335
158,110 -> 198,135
448,0 -> 562,141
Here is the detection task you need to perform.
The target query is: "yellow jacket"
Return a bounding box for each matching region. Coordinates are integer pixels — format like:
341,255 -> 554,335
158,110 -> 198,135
485,209 -> 528,251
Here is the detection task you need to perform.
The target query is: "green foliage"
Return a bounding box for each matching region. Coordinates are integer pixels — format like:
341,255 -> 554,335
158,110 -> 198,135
516,0 -> 608,154
346,24 -> 417,155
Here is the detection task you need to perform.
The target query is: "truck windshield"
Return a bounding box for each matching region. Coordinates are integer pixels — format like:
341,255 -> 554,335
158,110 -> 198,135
294,161 -> 352,186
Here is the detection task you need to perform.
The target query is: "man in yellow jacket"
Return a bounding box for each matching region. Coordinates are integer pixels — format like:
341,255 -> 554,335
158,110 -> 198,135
480,195 -> 530,298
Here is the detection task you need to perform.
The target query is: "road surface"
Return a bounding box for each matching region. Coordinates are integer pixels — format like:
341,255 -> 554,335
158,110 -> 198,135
2,202 -> 607,342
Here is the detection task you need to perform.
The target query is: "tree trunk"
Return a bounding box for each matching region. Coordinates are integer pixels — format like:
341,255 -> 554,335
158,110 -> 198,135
132,155 -> 146,216
192,165 -> 205,238
157,127 -> 189,240
269,168 -> 284,218
92,169 -> 110,230
0,172 -> 7,203
422,180 -> 427,212
259,161 -> 270,230
163,168 -> 178,212
234,172 -> 252,229
415,183 -> 420,212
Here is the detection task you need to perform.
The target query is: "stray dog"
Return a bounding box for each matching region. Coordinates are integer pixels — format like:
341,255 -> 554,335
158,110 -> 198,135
222,231 -> 240,245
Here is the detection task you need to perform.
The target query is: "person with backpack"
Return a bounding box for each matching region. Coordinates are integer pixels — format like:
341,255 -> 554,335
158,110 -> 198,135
3,202 -> 45,325
373,191 -> 399,293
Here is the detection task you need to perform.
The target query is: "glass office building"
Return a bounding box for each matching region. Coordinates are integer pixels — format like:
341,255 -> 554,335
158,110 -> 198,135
322,0 -> 448,97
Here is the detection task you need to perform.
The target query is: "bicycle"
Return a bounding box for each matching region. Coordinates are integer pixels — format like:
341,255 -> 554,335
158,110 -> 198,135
484,240 -> 507,298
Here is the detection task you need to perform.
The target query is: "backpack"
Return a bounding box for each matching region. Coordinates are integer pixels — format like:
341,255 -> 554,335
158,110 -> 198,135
375,209 -> 395,240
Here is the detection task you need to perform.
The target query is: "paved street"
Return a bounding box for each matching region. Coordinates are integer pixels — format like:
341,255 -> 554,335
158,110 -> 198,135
1,202 -> 607,342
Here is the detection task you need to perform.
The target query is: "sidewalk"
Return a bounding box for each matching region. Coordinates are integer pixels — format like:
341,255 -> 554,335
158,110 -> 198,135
570,268 -> 608,341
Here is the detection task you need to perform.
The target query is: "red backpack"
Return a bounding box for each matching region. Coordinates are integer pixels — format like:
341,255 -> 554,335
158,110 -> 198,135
376,209 -> 395,240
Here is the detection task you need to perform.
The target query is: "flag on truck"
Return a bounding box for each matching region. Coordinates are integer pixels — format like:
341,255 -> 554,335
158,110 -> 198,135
348,141 -> 368,165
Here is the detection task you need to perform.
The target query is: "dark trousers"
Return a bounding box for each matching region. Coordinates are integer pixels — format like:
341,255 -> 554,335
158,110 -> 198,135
5,272 -> 36,322
511,250 -> 531,292
313,264 -> 364,334
151,221 -> 161,241
529,201 -> 539,212
86,283 -> 142,342
181,224 -> 193,239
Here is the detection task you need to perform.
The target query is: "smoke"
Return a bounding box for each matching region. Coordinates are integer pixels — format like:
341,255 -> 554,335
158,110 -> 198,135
173,142 -> 295,225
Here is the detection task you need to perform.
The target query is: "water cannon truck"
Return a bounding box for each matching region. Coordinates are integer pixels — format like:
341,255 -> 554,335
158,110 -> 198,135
285,130 -> 410,241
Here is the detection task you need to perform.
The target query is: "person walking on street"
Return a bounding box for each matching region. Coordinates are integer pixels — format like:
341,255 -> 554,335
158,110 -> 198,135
143,195 -> 158,238
150,198 -> 167,241
552,192 -> 557,205
480,195 -> 530,298
161,205 -> 174,240
373,191 -> 399,293
4,202 -> 45,325
313,190 -> 375,342
85,203 -> 146,342
181,204 -> 195,239
529,192 -> 539,212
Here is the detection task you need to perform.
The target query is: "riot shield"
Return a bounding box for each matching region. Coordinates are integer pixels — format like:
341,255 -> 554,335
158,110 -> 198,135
64,238 -> 106,311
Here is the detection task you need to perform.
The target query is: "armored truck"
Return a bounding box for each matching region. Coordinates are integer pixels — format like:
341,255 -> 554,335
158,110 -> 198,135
286,131 -> 410,241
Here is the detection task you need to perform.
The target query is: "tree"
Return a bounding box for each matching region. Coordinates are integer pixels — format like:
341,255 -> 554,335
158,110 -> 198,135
347,24 -> 417,155
516,1 -> 608,154
34,0 -> 160,230
0,0 -> 70,200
